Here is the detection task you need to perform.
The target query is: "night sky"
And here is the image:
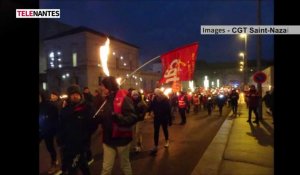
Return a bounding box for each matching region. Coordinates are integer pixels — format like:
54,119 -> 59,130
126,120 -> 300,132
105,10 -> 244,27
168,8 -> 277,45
40,0 -> 274,64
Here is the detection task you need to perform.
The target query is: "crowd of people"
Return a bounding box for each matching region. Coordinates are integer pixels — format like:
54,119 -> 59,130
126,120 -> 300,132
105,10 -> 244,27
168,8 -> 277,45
39,76 -> 273,175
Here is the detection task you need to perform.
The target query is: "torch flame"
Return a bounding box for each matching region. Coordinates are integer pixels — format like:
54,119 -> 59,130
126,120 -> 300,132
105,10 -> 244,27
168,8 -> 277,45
100,38 -> 110,76
163,88 -> 172,97
189,80 -> 194,92
116,77 -> 122,85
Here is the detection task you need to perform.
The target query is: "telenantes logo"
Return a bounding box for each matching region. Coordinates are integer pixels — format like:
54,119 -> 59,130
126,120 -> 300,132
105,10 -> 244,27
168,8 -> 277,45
16,9 -> 60,18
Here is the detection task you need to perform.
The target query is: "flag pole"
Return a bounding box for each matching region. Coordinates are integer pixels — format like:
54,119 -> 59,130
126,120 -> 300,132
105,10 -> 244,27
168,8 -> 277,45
120,55 -> 160,85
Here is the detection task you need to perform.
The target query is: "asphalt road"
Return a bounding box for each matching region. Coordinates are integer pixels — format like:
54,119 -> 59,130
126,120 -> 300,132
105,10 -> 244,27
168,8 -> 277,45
39,105 -> 231,175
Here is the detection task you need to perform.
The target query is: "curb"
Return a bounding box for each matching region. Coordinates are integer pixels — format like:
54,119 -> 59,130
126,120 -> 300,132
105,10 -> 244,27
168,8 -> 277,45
191,111 -> 235,175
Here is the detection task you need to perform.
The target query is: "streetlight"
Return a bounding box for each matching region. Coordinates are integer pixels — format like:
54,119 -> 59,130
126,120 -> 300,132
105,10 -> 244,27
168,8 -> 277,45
204,76 -> 209,90
239,34 -> 248,89
239,52 -> 246,87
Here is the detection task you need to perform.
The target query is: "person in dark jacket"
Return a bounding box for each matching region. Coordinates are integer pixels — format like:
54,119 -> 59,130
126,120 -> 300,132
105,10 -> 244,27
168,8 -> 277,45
216,93 -> 227,116
57,85 -> 95,175
50,91 -> 63,113
246,85 -> 260,124
207,96 -> 214,116
94,76 -> 138,175
262,91 -> 272,115
131,90 -> 148,152
82,86 -> 97,164
229,89 -> 239,116
148,88 -> 172,155
39,90 -> 59,174
83,87 -> 94,104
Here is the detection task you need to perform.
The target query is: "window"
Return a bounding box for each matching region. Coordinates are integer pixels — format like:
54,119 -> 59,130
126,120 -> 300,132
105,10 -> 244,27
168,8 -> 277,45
72,52 -> 77,67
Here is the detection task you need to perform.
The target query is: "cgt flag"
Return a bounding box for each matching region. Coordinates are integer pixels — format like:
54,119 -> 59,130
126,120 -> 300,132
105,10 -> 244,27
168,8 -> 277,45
159,42 -> 199,84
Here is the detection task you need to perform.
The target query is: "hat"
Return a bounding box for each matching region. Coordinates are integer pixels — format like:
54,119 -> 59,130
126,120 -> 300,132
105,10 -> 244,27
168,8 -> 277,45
101,76 -> 119,92
67,85 -> 82,96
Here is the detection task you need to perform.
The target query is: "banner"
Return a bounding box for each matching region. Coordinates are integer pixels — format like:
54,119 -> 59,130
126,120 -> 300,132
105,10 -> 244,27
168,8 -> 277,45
159,43 -> 199,84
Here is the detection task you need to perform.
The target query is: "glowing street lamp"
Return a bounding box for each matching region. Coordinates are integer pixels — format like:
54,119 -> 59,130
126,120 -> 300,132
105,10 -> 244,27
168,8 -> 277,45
239,52 -> 246,85
204,76 -> 209,90
239,52 -> 245,58
239,34 -> 248,86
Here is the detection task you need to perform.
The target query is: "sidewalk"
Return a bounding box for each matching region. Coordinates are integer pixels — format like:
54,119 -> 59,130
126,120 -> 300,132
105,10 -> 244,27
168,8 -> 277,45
192,103 -> 274,175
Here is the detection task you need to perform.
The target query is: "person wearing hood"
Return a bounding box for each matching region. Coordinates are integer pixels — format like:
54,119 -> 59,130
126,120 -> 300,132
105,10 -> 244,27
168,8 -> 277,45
57,85 -> 95,175
94,76 -> 138,175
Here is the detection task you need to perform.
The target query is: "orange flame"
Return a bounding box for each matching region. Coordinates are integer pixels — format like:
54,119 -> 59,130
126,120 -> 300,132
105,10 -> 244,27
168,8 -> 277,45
100,38 -> 110,76
116,77 -> 122,85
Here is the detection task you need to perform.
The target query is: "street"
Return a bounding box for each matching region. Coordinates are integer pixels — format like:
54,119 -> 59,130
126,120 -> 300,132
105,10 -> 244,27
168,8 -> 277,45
39,106 -> 231,175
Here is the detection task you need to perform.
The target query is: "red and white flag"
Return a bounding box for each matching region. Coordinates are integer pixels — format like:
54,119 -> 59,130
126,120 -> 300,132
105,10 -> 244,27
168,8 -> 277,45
159,43 -> 199,84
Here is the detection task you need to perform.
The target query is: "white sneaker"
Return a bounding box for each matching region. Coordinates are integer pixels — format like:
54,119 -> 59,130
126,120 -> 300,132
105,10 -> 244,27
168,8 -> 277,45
164,140 -> 169,148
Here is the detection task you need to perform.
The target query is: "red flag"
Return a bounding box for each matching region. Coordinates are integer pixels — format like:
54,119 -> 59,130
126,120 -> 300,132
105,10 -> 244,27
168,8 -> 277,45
159,43 -> 199,84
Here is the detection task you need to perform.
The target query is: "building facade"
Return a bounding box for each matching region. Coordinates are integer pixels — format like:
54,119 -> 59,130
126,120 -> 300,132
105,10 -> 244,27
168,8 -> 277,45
42,26 -> 160,93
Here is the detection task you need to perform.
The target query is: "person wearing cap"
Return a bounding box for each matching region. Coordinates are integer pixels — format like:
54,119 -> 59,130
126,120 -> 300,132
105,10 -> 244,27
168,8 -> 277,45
95,76 -> 137,175
57,85 -> 95,175
148,88 -> 172,155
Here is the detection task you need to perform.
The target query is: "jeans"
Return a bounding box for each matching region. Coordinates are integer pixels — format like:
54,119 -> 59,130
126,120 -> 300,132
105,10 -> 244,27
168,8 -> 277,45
101,143 -> 132,175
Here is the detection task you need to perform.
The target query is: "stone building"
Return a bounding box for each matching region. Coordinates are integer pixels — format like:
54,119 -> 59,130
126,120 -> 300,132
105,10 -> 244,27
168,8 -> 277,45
42,26 -> 160,93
